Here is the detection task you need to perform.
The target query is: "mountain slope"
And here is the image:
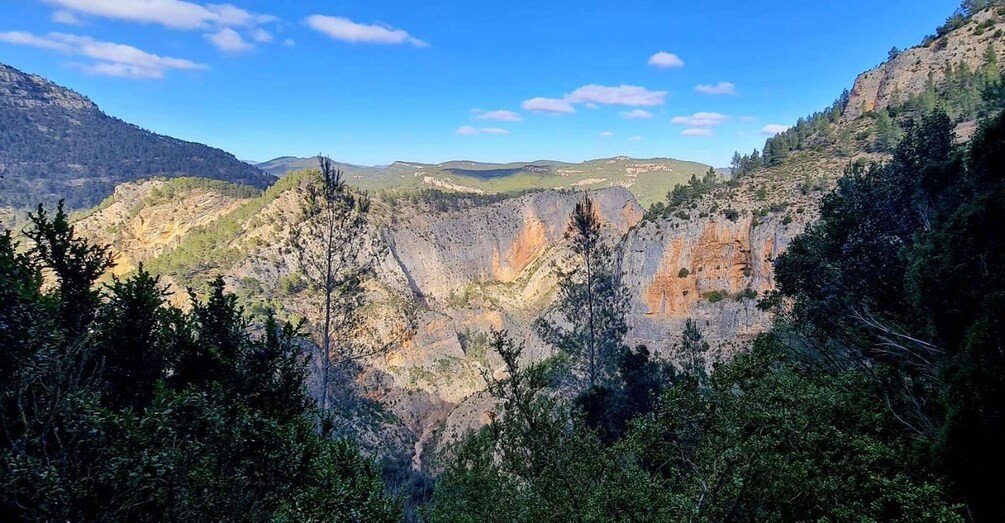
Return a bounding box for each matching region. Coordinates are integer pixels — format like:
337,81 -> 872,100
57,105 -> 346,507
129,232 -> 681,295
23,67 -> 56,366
0,63 -> 274,210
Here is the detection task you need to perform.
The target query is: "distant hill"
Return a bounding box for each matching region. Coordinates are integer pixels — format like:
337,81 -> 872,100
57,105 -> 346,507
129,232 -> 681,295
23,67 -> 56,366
0,63 -> 274,210
257,155 -> 714,207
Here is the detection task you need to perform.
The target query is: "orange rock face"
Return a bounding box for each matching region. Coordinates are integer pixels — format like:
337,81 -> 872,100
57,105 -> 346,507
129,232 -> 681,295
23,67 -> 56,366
492,217 -> 548,282
642,219 -> 774,319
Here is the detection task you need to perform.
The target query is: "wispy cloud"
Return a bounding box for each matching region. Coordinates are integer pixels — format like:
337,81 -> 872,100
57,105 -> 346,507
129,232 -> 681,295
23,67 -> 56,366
475,110 -> 522,122
457,126 -> 510,136
206,28 -> 252,53
630,136 -> 643,142
681,128 -> 713,137
44,0 -> 275,30
648,51 -> 684,69
695,81 -> 737,96
521,97 -> 575,114
620,109 -> 653,119
51,10 -> 84,25
671,112 -> 728,128
599,131 -> 613,138
306,15 -> 427,47
523,84 -> 666,116
0,30 -> 207,79
250,28 -> 273,43
565,84 -> 666,106
283,38 -> 295,47
761,124 -> 790,135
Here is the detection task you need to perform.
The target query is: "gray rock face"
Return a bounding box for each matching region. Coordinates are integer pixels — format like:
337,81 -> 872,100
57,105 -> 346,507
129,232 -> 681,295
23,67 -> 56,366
384,188 -> 643,303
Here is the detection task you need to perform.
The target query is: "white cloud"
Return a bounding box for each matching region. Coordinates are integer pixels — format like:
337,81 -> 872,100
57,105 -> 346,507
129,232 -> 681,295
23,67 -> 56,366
44,0 -> 275,30
630,136 -> 643,142
739,115 -> 759,123
475,110 -> 522,122
565,84 -> 666,106
761,124 -> 790,135
599,131 -> 613,138
283,38 -> 295,47
52,10 -> 84,25
521,97 -> 575,114
671,112 -> 728,128
250,28 -> 273,43
681,128 -> 713,137
0,30 -> 207,79
695,81 -> 737,96
620,109 -> 653,119
648,51 -> 684,69
523,84 -> 666,116
76,61 -> 164,79
206,28 -> 252,53
457,126 -> 510,136
306,15 -> 427,47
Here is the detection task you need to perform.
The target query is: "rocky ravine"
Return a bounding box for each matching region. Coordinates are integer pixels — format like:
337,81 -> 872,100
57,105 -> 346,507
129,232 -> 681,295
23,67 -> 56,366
69,164 -> 830,469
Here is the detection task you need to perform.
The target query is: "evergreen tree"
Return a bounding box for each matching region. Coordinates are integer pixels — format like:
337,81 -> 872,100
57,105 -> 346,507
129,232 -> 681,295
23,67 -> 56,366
535,192 -> 628,389
680,318 -> 709,389
289,155 -> 382,413
875,108 -> 901,152
771,110 -> 1005,519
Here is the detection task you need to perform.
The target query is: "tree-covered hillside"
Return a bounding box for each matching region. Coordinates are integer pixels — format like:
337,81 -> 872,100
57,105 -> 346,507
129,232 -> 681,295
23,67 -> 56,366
0,63 -> 274,211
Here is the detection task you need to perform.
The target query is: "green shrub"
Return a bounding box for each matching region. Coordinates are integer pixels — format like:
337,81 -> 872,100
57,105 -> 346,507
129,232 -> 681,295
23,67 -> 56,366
704,290 -> 728,303
734,287 -> 758,301
678,268 -> 690,278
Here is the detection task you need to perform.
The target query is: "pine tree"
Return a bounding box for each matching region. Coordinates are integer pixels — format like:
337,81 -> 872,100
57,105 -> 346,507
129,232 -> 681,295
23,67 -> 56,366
535,192 -> 628,389
289,155 -> 378,413
681,318 -> 709,390
875,109 -> 901,152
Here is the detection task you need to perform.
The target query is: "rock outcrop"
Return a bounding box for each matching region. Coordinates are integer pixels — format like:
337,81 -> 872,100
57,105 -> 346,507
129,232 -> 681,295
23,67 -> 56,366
846,9 -> 1004,119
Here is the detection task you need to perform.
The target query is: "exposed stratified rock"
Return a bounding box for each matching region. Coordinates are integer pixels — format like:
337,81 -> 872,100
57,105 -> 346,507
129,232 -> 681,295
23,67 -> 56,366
75,179 -> 254,276
845,9 -> 1004,119
384,187 -> 643,304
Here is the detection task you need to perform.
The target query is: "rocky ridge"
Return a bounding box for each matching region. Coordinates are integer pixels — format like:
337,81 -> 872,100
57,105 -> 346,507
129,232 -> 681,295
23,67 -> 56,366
846,8 -> 1005,119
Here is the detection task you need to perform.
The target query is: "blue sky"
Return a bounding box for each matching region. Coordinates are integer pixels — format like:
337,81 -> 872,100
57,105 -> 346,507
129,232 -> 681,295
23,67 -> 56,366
1,0 -> 958,166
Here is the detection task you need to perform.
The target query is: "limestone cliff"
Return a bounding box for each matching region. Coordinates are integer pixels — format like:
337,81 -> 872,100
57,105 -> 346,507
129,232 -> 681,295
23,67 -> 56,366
846,8 -> 1004,120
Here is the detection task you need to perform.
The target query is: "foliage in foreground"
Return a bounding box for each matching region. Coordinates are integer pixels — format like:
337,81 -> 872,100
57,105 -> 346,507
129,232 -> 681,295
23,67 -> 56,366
427,332 -> 961,522
0,206 -> 398,521
771,110 -> 1005,520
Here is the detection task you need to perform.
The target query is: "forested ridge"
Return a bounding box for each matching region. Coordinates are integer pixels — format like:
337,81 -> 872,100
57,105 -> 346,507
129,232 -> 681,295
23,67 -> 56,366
0,63 -> 273,211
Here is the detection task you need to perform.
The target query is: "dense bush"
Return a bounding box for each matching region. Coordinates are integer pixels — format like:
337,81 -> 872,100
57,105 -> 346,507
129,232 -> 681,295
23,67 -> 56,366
0,204 -> 398,521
